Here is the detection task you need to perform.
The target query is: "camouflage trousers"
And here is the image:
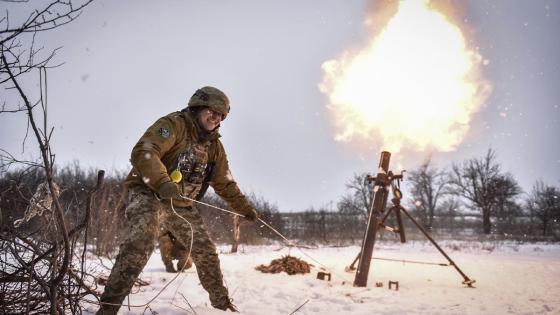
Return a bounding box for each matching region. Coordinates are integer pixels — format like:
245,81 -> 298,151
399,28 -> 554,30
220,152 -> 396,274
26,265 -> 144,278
97,186 -> 229,314
159,230 -> 193,272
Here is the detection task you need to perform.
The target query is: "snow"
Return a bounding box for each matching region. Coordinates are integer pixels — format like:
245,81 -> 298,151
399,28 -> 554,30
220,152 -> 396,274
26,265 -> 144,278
84,241 -> 560,314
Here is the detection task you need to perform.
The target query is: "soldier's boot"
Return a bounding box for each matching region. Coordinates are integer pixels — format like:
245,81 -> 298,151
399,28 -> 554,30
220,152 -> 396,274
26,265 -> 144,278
165,261 -> 177,273
170,232 -> 191,272
213,297 -> 239,312
227,304 -> 240,312
159,233 -> 176,273
227,303 -> 240,312
176,255 -> 192,272
194,248 -> 233,311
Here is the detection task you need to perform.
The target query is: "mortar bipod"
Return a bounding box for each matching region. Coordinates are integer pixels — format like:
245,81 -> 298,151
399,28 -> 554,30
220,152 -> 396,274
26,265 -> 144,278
347,168 -> 476,287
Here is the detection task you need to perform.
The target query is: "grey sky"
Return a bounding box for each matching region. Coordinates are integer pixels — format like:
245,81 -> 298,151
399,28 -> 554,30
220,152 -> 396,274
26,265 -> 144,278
1,0 -> 559,211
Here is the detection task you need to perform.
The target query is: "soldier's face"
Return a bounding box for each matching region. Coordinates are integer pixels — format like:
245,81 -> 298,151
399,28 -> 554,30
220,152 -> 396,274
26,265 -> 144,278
198,108 -> 223,131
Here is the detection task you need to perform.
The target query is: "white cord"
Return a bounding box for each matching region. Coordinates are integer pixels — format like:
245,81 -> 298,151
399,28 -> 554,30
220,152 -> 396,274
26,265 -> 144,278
179,194 -> 244,217
181,194 -> 355,284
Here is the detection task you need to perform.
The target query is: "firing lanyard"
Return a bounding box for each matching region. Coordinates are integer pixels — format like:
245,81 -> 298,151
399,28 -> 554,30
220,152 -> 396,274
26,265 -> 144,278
175,194 -> 339,274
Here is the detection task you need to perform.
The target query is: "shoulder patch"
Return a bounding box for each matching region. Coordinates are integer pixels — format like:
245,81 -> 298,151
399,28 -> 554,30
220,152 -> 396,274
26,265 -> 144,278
158,127 -> 171,139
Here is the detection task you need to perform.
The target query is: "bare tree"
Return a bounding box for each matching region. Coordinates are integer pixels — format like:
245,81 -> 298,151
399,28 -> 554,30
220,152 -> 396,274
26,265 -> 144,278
438,197 -> 460,233
407,158 -> 448,230
1,1 -> 95,313
526,180 -> 560,237
449,149 -> 521,234
491,173 -> 522,234
337,173 -> 373,220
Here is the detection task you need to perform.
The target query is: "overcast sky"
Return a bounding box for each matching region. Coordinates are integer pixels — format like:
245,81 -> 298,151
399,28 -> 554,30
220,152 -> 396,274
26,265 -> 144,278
1,0 -> 559,212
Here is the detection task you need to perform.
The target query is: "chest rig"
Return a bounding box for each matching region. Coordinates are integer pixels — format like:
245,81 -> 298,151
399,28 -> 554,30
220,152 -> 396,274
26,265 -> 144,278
173,142 -> 209,199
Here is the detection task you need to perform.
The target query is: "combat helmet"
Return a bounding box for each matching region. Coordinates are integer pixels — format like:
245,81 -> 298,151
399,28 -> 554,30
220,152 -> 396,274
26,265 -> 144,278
187,86 -> 230,120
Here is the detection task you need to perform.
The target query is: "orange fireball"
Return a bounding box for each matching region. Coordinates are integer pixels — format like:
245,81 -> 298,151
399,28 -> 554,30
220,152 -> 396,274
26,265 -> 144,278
320,0 -> 491,153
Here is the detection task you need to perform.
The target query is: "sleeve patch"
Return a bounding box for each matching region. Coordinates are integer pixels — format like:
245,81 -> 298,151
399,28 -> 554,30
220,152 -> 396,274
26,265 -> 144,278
158,127 -> 171,139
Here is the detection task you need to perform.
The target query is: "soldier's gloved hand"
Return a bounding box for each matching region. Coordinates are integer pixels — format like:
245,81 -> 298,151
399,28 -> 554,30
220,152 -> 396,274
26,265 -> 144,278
242,207 -> 258,222
157,181 -> 181,200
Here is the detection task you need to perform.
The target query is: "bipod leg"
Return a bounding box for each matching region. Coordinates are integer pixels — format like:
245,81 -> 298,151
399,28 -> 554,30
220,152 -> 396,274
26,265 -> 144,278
345,252 -> 360,272
379,206 -> 393,225
394,206 -> 406,243
379,206 -> 406,243
399,206 -> 476,287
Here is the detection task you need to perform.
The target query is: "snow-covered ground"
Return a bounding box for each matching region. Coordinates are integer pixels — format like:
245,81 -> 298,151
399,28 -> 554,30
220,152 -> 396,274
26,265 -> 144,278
84,241 -> 560,314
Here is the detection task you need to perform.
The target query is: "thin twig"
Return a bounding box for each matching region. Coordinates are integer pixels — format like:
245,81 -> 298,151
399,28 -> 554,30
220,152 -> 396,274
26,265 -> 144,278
289,299 -> 310,315
180,293 -> 198,315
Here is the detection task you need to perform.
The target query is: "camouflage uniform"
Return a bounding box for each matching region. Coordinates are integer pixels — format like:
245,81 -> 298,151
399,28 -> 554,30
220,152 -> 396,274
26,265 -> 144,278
159,229 -> 192,272
97,87 -> 257,314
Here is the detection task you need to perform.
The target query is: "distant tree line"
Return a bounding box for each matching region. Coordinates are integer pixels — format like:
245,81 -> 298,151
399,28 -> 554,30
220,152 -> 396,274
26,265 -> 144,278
337,149 -> 559,240
1,149 -> 559,261
0,164 -> 286,257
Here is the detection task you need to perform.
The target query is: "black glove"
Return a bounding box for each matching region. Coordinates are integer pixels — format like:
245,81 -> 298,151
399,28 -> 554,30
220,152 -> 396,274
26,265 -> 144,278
157,181 -> 181,199
242,207 -> 258,222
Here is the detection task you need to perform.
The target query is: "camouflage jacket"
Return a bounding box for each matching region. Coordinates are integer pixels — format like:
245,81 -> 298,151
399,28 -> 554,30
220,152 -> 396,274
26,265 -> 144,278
124,110 -> 252,214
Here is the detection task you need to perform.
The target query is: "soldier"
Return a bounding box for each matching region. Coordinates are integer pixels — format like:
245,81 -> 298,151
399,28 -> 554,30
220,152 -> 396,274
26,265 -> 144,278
97,86 -> 258,314
159,230 -> 192,273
